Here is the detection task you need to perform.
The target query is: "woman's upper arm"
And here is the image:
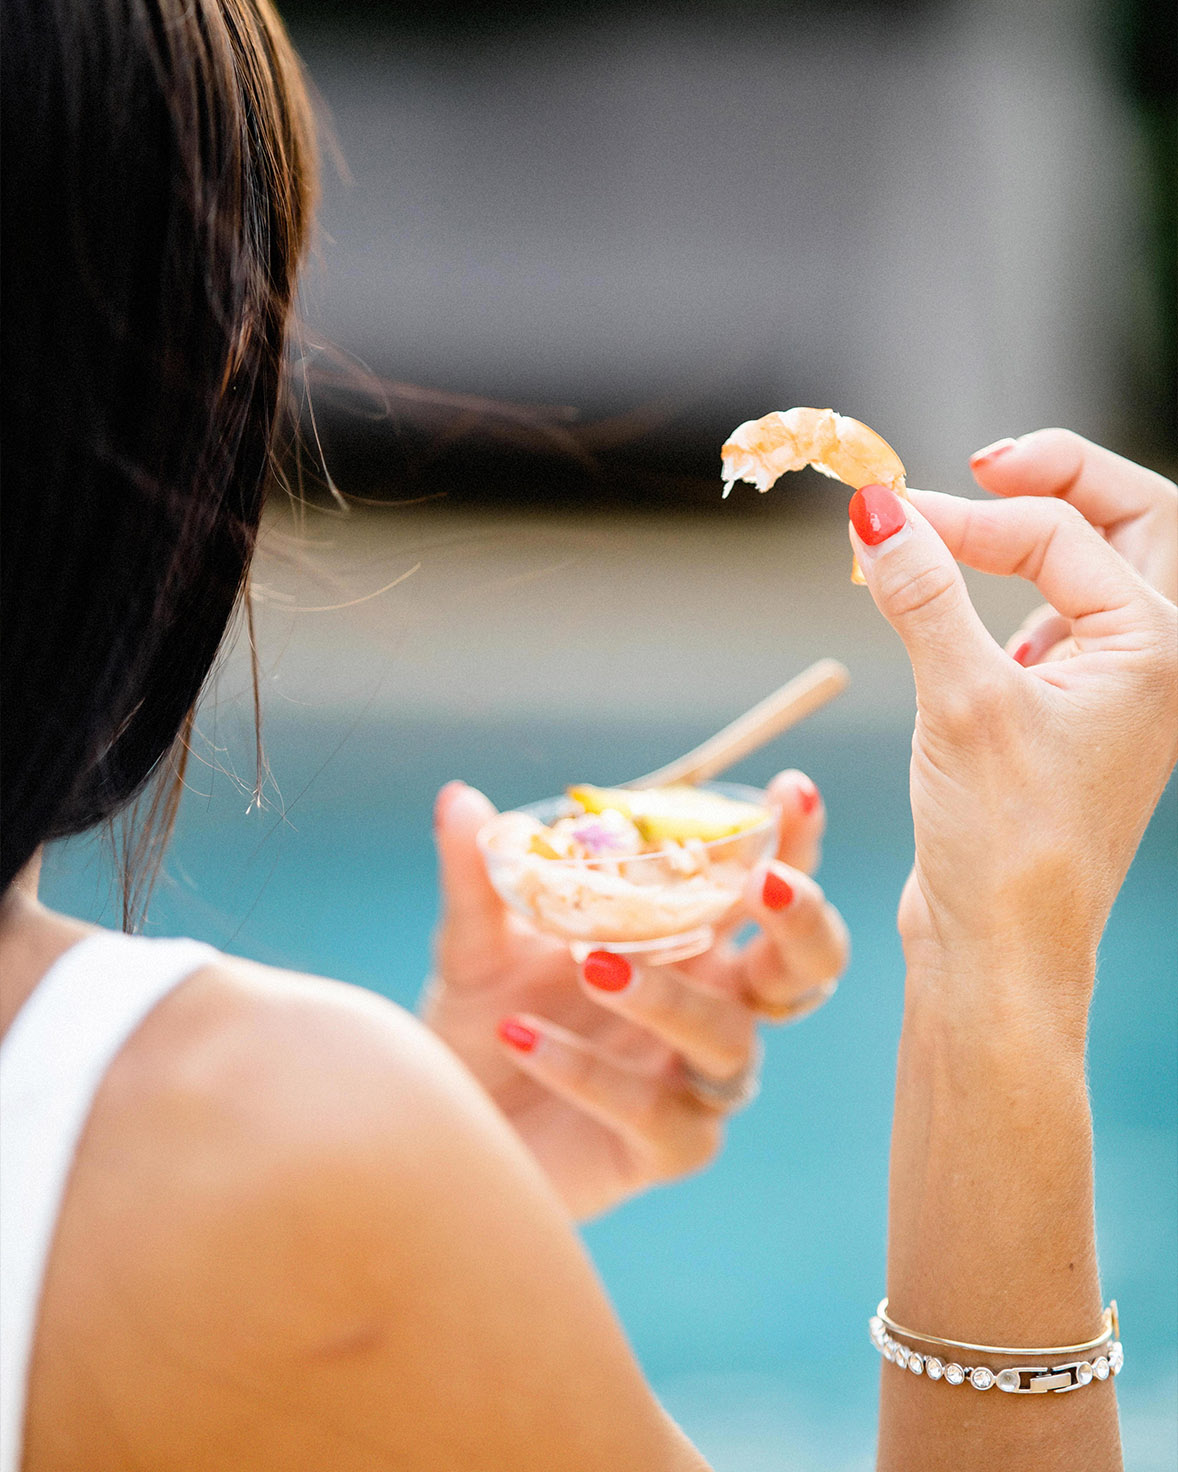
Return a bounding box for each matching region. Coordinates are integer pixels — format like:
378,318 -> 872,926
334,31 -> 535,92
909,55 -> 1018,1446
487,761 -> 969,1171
242,973 -> 706,1471
31,958 -> 709,1472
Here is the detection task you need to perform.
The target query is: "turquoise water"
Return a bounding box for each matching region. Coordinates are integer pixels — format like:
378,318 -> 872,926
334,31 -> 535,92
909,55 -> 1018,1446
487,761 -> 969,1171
44,708 -> 1177,1469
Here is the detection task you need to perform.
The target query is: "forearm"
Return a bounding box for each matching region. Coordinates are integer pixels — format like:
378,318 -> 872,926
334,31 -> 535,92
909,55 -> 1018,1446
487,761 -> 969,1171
879,957 -> 1120,1472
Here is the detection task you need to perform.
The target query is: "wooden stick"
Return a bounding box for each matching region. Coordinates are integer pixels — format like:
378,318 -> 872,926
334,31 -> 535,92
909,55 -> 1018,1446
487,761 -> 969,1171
625,658 -> 849,788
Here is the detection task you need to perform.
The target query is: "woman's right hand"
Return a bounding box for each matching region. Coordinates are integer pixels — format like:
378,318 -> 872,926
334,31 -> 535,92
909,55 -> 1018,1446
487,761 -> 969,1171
969,427 -> 1178,662
846,467 -> 1177,1025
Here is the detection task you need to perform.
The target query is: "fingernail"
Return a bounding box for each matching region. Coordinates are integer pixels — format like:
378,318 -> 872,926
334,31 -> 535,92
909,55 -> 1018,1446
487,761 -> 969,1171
582,951 -> 633,992
797,776 -> 820,816
497,1018 -> 539,1052
1011,640 -> 1032,666
1001,641 -> 1030,671
849,484 -> 906,546
762,870 -> 795,911
969,437 -> 1017,470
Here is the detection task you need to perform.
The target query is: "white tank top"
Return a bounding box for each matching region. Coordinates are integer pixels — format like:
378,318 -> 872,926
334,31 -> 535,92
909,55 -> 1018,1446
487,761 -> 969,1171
0,932 -> 217,1472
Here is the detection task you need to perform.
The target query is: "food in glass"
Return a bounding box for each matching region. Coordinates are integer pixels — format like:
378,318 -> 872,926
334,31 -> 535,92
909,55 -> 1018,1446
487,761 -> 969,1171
479,782 -> 776,964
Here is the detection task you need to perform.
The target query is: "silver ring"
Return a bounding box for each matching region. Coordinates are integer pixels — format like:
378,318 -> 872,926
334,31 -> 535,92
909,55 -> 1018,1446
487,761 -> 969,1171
680,1036 -> 764,1113
755,978 -> 838,1025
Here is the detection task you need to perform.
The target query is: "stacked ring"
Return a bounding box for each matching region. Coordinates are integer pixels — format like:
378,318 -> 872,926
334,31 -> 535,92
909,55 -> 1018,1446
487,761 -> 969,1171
754,977 -> 838,1025
680,1037 -> 764,1112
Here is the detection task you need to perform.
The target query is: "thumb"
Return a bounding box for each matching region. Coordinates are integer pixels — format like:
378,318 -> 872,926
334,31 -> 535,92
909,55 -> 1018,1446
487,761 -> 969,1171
434,781 -> 506,948
848,484 -> 994,690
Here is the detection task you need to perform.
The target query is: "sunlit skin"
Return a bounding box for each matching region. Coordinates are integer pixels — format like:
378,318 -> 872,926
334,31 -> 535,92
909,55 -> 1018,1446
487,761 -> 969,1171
1,430 -> 1173,1470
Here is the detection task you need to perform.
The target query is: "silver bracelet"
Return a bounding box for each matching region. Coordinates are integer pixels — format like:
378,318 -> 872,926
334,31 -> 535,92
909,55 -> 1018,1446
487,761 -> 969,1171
870,1314 -> 1124,1394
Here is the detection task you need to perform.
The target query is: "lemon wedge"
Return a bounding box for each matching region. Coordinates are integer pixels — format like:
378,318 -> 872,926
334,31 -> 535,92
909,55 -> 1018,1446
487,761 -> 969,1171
567,784 -> 768,843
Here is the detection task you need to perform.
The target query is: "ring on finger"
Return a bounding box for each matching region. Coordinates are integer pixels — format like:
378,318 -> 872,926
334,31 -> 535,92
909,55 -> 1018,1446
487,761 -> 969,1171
680,1036 -> 764,1113
754,977 -> 838,1025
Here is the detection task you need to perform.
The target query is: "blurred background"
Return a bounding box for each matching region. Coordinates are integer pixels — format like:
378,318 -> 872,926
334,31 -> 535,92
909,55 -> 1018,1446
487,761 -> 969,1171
287,0 -> 1176,509
45,0 -> 1176,1466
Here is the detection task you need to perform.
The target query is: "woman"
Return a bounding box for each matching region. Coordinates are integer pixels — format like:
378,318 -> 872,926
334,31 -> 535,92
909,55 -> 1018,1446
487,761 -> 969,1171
1,5 -> 1174,1471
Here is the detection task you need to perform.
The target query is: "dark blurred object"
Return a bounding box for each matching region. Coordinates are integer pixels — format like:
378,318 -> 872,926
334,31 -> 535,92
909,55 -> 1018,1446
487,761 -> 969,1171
1108,0 -> 1177,450
290,353 -> 828,512
282,0 -> 933,28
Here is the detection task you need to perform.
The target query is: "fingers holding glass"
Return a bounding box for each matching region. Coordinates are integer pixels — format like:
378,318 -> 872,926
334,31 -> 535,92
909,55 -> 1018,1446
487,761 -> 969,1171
433,781 -> 507,956
495,1013 -> 726,1178
576,950 -> 758,1082
765,767 -> 825,875
734,860 -> 848,1021
571,855 -> 847,1052
616,858 -> 845,1028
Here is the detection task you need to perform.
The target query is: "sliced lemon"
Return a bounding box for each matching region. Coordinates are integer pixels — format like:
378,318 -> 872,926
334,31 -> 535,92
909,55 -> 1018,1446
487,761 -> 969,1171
566,784 -> 768,843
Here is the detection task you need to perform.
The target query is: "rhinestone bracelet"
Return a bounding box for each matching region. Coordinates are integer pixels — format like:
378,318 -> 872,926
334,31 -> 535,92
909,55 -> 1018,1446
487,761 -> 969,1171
870,1313 -> 1124,1394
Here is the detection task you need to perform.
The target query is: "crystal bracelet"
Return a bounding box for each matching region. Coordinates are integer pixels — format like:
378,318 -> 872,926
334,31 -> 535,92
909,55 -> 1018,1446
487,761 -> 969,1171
869,1302 -> 1124,1394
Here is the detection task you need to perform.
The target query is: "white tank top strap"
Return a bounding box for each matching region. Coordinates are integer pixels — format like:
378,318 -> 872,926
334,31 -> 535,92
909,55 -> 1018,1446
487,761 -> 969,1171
0,931 -> 219,1472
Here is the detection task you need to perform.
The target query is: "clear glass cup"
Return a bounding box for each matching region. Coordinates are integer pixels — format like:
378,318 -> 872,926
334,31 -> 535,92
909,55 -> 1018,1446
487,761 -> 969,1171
478,781 -> 776,965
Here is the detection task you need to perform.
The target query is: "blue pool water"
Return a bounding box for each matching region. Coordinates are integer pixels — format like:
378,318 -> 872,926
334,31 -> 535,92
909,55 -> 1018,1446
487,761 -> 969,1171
43,707 -> 1177,1469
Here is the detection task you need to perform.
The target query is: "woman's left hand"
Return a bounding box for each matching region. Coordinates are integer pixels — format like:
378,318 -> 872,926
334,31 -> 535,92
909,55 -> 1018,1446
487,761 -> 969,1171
422,771 -> 849,1221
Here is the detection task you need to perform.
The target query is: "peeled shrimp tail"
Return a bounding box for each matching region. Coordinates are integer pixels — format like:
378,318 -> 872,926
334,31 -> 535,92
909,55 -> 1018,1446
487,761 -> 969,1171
721,407 -> 842,495
719,406 -> 908,582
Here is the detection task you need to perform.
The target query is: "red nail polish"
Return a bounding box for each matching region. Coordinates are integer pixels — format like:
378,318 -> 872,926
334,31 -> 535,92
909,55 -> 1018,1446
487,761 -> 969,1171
1012,640 -> 1032,666
582,951 -> 632,992
498,1018 -> 539,1052
969,437 -> 1017,470
798,777 -> 820,816
762,871 -> 794,911
849,484 -> 906,546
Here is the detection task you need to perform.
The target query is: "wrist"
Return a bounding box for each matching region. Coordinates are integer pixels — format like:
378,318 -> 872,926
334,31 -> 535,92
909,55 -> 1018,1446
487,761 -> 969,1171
890,964 -> 1101,1355
901,946 -> 1095,1068
902,850 -> 1108,984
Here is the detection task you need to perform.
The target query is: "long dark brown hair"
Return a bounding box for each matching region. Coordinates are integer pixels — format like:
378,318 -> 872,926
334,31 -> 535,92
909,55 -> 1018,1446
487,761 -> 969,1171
1,0 -> 316,917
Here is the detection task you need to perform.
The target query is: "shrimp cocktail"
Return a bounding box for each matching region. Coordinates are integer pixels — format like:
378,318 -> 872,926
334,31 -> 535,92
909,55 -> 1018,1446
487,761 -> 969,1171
478,783 -> 776,966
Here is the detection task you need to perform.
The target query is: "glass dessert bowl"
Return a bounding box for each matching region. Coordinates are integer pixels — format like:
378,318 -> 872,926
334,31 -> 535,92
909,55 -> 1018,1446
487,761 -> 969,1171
478,781 -> 776,966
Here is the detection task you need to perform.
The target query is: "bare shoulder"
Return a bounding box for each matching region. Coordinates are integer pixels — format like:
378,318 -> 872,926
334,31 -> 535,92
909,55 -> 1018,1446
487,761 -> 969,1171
26,954 -> 708,1472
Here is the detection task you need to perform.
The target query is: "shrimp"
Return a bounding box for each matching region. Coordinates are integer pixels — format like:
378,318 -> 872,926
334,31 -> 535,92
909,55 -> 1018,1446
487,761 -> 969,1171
721,407 -> 907,582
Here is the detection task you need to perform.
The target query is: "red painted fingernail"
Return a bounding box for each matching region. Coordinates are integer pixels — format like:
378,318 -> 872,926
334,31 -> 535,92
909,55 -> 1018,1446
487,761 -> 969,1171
582,951 -> 632,992
969,437 -> 1017,470
1012,640 -> 1032,666
798,777 -> 821,816
497,1018 -> 539,1052
849,484 -> 906,546
762,871 -> 795,911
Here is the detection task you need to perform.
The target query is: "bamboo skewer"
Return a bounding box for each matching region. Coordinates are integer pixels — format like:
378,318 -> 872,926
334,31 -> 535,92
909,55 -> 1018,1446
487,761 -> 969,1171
625,658 -> 849,789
